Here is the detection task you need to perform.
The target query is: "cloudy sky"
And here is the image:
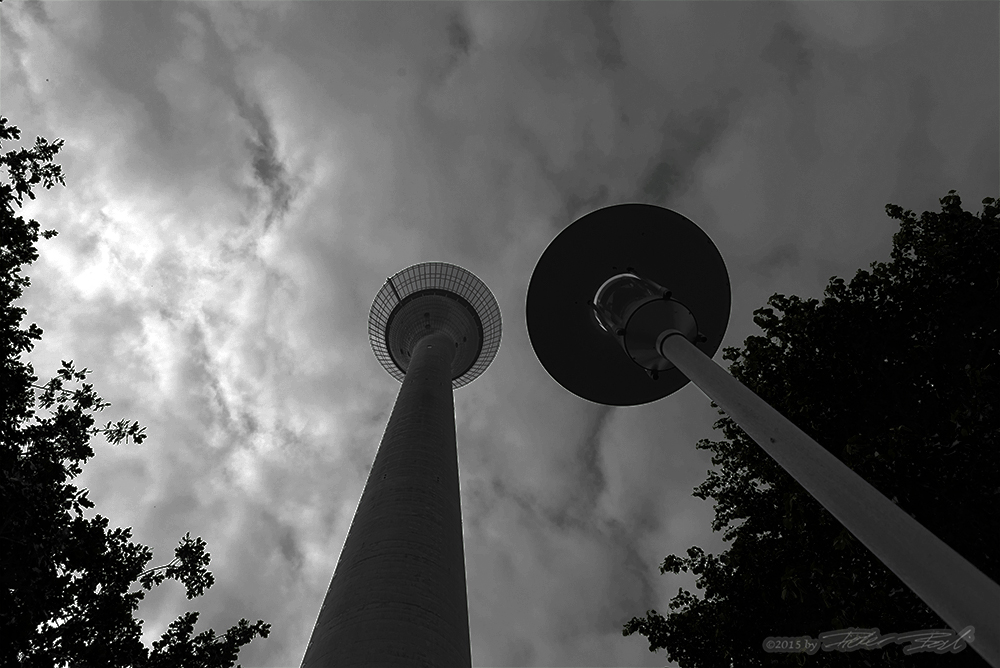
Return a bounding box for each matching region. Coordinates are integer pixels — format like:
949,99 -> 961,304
3,1 -> 997,666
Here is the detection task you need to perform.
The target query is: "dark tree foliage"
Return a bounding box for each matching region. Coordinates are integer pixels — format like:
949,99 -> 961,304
0,116 -> 271,666
623,190 -> 999,667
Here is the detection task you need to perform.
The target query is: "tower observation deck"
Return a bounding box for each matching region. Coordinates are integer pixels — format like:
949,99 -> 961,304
369,261 -> 502,388
301,262 -> 501,668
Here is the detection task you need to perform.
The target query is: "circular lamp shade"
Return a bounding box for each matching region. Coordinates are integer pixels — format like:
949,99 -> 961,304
526,203 -> 731,406
369,261 -> 502,390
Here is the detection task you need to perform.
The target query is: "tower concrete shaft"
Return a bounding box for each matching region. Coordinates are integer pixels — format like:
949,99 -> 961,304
301,330 -> 472,667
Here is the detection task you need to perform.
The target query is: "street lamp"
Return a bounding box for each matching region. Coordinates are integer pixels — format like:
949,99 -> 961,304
525,203 -> 999,667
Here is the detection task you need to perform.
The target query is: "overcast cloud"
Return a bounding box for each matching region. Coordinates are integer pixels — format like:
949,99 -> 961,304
2,2 -> 997,666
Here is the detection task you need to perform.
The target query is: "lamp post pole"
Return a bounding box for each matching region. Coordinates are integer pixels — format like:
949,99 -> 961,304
657,331 -> 997,666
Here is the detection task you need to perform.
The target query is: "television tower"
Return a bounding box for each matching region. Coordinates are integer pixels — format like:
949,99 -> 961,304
301,261 -> 502,667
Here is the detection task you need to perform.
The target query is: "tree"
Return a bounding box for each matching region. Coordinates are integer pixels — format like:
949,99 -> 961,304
623,190 -> 999,667
1,116 -> 271,667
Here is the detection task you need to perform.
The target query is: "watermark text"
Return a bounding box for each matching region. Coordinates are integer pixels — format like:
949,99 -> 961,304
763,626 -> 974,656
